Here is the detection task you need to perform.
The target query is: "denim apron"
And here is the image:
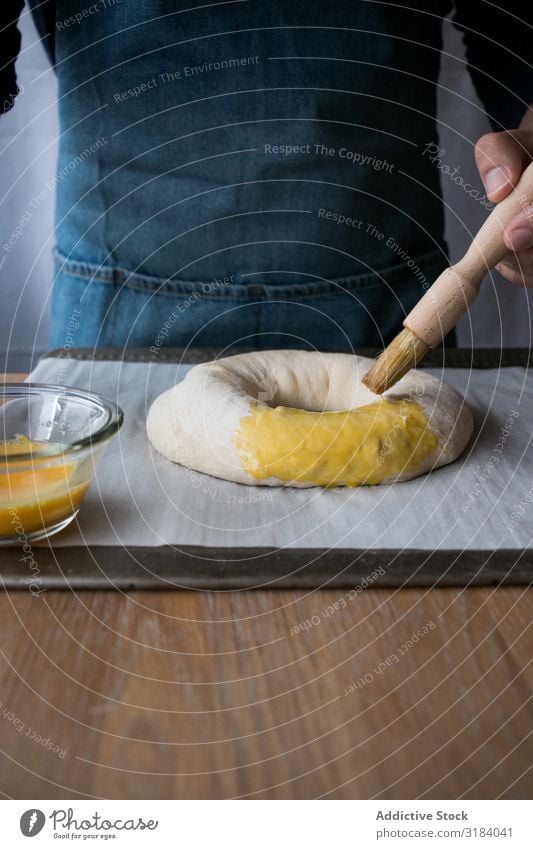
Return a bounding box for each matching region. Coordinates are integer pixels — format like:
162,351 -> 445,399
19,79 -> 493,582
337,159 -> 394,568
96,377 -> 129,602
50,0 -> 452,352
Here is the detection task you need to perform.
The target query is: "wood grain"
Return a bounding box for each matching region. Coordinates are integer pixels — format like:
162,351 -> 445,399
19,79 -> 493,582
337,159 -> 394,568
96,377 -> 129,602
0,586 -> 531,799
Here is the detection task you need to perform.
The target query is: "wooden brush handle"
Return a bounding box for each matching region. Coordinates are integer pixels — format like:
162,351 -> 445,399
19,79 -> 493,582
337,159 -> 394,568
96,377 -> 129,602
404,160 -> 533,348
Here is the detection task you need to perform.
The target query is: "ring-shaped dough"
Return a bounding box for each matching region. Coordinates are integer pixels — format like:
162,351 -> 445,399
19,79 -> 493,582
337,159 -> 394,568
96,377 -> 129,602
147,351 -> 473,488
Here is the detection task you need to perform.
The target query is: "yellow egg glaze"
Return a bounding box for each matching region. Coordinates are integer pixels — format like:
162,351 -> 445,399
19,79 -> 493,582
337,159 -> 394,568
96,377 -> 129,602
235,398 -> 439,487
0,435 -> 90,536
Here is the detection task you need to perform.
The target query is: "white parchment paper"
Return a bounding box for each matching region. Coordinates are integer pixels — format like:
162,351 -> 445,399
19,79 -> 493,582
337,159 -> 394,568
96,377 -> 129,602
28,355 -> 533,551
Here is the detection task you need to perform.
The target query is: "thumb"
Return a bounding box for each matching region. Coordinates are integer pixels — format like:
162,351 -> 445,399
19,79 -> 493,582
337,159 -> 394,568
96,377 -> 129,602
475,128 -> 533,203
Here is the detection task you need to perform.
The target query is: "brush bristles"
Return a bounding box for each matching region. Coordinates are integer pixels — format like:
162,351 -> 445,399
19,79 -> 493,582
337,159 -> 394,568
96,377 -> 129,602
362,328 -> 430,395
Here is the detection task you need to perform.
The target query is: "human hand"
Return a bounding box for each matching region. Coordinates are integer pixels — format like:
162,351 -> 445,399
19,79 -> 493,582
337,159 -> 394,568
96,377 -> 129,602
475,107 -> 533,286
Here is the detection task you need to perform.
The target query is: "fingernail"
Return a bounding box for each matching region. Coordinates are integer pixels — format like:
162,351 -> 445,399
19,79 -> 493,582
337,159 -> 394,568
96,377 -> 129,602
506,227 -> 533,252
484,167 -> 511,198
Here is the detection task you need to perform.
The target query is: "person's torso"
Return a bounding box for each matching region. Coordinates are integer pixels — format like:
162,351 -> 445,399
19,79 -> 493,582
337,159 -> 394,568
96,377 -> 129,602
53,0 -> 452,287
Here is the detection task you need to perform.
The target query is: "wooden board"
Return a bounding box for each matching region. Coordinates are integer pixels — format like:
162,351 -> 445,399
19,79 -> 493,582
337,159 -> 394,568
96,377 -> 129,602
1,347 -> 531,588
0,585 -> 531,799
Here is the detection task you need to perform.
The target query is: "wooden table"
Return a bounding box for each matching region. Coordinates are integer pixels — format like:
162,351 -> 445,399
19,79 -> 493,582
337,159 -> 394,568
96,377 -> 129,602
0,375 -> 531,799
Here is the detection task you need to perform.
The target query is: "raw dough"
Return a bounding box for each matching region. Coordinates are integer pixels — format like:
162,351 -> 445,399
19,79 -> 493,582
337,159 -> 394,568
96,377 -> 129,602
146,351 -> 473,487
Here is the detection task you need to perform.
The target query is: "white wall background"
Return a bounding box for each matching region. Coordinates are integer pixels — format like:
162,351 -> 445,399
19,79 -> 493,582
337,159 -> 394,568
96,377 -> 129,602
1,8 -> 532,370
0,7 -> 57,370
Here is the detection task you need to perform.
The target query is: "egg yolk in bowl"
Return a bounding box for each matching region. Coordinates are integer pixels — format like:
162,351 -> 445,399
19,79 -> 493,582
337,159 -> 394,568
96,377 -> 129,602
0,435 -> 92,537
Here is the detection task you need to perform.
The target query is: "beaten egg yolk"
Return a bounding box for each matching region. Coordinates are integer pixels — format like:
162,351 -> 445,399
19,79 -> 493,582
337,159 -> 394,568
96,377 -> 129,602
235,398 -> 439,487
0,435 -> 91,536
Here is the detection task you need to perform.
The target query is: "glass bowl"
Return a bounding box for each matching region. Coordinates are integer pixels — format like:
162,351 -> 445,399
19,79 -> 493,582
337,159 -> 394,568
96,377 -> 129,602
0,383 -> 123,545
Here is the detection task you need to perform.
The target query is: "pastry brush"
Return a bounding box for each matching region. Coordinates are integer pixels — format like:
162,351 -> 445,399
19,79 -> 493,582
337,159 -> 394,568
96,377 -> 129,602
362,160 -> 533,395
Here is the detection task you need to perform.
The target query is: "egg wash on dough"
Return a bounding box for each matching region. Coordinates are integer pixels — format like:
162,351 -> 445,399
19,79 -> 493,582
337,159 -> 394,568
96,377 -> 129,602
235,397 -> 440,487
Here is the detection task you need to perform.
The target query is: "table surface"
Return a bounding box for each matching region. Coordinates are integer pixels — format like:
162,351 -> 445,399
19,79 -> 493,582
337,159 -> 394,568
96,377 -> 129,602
0,374 -> 531,800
